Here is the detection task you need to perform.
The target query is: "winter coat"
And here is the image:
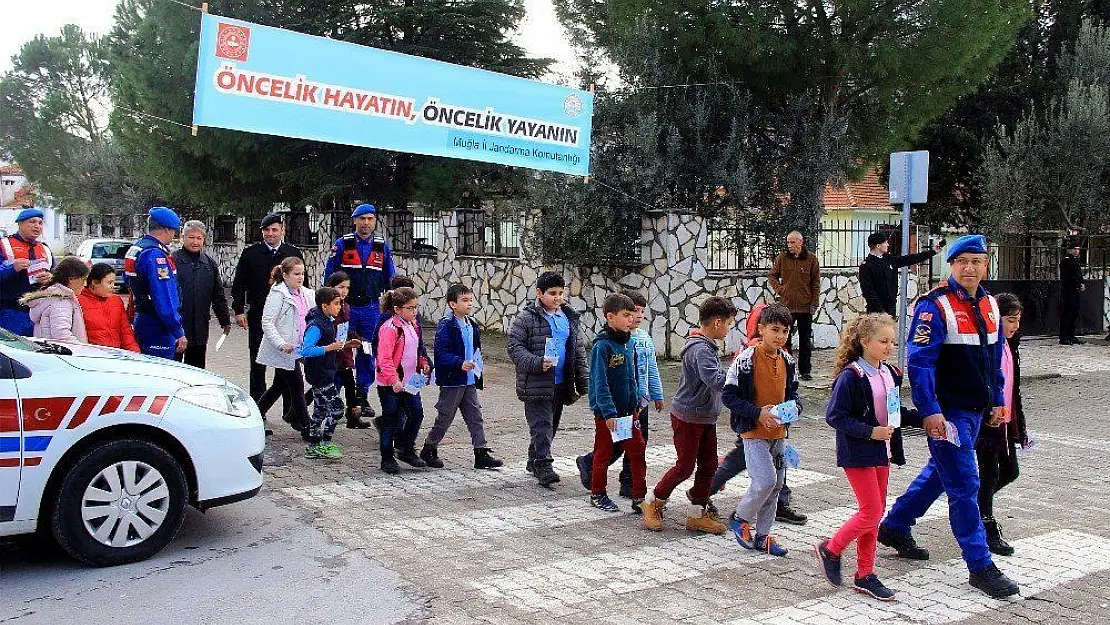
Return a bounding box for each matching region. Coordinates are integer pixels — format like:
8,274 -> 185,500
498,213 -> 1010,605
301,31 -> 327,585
507,301 -> 588,404
78,290 -> 140,352
976,335 -> 1029,454
722,344 -> 801,434
172,249 -> 232,345
671,333 -> 729,425
769,249 -> 821,314
588,325 -> 640,419
434,314 -> 483,389
256,282 -> 315,371
858,250 -> 938,316
825,362 -> 924,468
375,314 -> 430,387
21,284 -> 88,343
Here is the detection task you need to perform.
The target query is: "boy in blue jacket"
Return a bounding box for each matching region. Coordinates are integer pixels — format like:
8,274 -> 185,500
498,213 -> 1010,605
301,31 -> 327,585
420,284 -> 502,470
587,293 -> 646,513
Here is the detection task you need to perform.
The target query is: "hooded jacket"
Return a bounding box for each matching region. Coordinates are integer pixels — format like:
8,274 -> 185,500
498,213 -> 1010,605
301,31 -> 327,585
79,290 -> 140,352
588,325 -> 640,419
21,284 -> 88,343
670,332 -> 728,424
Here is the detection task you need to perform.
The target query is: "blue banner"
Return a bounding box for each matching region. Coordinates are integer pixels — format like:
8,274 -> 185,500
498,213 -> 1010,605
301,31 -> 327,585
192,14 -> 593,176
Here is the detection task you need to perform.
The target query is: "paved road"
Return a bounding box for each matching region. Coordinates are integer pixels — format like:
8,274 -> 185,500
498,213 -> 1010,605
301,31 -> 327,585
4,320 -> 1110,624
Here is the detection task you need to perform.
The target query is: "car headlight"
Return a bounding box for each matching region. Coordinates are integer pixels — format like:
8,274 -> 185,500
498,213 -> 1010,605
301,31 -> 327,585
175,383 -> 254,418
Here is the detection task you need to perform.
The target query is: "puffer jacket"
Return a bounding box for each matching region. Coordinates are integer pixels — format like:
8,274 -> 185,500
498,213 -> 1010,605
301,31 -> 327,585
21,284 -> 88,343
507,301 -> 588,403
78,290 -> 140,352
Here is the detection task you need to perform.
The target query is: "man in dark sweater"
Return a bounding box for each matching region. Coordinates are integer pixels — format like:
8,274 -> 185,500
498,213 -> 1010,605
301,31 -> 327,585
172,220 -> 232,369
859,231 -> 942,317
1059,240 -> 1086,345
230,213 -> 304,405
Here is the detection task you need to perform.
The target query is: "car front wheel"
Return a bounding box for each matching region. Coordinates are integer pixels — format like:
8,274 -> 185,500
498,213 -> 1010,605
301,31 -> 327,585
51,439 -> 188,566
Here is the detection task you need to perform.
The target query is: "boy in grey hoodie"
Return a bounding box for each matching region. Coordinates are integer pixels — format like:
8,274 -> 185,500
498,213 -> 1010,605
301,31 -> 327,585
642,296 -> 737,534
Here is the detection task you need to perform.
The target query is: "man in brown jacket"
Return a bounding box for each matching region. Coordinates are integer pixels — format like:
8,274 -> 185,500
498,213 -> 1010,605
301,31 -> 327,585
768,231 -> 820,380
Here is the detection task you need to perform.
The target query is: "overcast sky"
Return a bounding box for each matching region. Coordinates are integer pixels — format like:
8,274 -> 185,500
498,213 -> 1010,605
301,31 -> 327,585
1,0 -> 577,76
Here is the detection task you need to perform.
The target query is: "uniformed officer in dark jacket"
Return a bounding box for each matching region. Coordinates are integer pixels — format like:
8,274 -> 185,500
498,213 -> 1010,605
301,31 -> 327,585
1059,239 -> 1086,345
172,220 -> 231,368
858,231 -> 941,316
125,207 -> 186,359
231,213 -> 304,403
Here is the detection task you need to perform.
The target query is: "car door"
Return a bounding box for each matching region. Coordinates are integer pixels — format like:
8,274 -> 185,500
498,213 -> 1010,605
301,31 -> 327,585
0,352 -> 21,522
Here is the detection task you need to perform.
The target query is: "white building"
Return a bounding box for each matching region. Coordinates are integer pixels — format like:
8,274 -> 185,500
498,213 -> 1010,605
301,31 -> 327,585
0,164 -> 66,250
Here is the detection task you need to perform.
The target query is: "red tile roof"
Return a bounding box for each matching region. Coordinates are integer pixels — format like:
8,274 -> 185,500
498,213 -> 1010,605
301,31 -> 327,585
0,164 -> 23,176
1,185 -> 35,209
824,167 -> 891,210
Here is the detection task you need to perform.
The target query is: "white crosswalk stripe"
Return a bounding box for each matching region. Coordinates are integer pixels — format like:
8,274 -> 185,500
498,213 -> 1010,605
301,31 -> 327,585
280,444 -> 837,507
470,497 -> 951,615
729,529 -> 1110,625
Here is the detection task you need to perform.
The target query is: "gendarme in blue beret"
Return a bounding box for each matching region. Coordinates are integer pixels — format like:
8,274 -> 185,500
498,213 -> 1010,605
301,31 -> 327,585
15,207 -> 44,222
149,207 -> 181,230
351,203 -> 377,218
946,234 -> 988,263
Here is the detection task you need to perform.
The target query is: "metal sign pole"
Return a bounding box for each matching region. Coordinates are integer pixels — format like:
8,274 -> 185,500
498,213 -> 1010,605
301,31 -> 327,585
897,157 -> 913,370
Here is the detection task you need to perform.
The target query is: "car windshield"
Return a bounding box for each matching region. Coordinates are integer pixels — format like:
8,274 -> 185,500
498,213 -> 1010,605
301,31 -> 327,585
0,327 -> 37,352
92,242 -> 130,259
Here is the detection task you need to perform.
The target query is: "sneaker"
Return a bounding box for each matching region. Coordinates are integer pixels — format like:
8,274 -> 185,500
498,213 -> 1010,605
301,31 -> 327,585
877,524 -> 930,560
618,482 -> 632,499
420,444 -> 444,469
321,441 -> 343,459
305,442 -> 328,459
631,498 -> 644,515
854,574 -> 896,601
815,539 -> 842,587
730,513 -> 755,549
642,498 -> 666,531
576,455 -> 592,490
591,493 -> 620,512
381,456 -> 400,474
755,534 -> 788,557
800,373 -> 814,382
969,564 -> 1020,599
776,504 -> 808,525
686,509 -> 727,535
396,448 -> 427,468
983,517 -> 1015,557
474,448 -> 504,470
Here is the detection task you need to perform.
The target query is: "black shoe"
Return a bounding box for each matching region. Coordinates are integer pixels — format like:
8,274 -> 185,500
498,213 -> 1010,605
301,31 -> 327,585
372,415 -> 383,433
969,563 -> 1020,598
396,448 -> 427,468
420,444 -> 444,469
265,428 -> 274,437
815,539 -> 843,587
346,407 -> 372,429
800,373 -> 813,382
631,498 -> 644,514
776,504 -> 808,525
877,524 -> 930,560
474,448 -> 503,470
526,458 -> 536,475
534,462 -> 560,487
983,517 -> 1015,556
854,574 -> 896,602
381,456 -> 400,474
576,455 -> 592,490
618,482 -> 632,499
590,493 -> 620,512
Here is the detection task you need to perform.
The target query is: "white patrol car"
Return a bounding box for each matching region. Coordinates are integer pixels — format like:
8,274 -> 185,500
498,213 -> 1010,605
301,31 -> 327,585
0,328 -> 265,566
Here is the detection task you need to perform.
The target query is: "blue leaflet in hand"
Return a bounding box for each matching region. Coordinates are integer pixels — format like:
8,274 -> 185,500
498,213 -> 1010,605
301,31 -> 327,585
611,415 -> 634,443
403,372 -> 428,395
944,420 -> 961,447
772,400 -> 800,424
886,386 -> 902,428
783,444 -> 801,469
470,348 -> 484,378
336,321 -> 349,343
544,337 -> 559,361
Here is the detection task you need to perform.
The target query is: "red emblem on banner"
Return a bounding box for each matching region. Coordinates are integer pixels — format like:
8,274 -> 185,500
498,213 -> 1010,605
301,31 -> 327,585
216,23 -> 251,62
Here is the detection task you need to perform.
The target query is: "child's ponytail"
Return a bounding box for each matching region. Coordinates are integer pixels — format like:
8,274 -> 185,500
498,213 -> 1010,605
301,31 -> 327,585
270,257 -> 304,286
833,313 -> 896,376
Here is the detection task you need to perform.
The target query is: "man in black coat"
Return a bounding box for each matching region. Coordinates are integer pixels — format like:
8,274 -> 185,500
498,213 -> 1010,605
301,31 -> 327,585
231,214 -> 304,403
1060,240 -> 1086,345
173,220 -> 232,368
858,231 -> 941,317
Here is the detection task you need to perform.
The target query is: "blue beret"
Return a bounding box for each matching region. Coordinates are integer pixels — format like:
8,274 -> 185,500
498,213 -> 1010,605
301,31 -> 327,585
149,207 -> 181,230
15,208 -> 43,222
946,234 -> 988,262
351,203 -> 377,218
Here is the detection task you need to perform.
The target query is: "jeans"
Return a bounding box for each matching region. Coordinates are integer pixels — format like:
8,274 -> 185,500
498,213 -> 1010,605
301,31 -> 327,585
378,386 -> 425,457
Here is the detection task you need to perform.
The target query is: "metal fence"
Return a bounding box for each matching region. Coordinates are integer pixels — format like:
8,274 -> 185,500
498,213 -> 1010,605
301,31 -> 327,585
457,209 -> 519,258
989,234 -> 1110,281
377,210 -> 438,255
706,219 -> 916,272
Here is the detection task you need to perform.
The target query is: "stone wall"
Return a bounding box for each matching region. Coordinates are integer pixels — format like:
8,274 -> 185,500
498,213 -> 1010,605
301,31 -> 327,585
64,209 -> 924,357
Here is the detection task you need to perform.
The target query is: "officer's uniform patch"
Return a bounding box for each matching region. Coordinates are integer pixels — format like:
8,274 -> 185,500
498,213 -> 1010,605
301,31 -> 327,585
156,267 -> 170,280
912,324 -> 932,344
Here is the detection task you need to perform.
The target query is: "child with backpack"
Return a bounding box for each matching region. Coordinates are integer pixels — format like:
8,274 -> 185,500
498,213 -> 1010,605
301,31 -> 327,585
376,286 -> 431,474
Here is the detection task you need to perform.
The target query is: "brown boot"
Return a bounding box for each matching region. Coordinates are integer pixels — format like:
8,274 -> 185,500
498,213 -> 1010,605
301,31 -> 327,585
642,498 -> 666,532
686,507 -> 727,535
